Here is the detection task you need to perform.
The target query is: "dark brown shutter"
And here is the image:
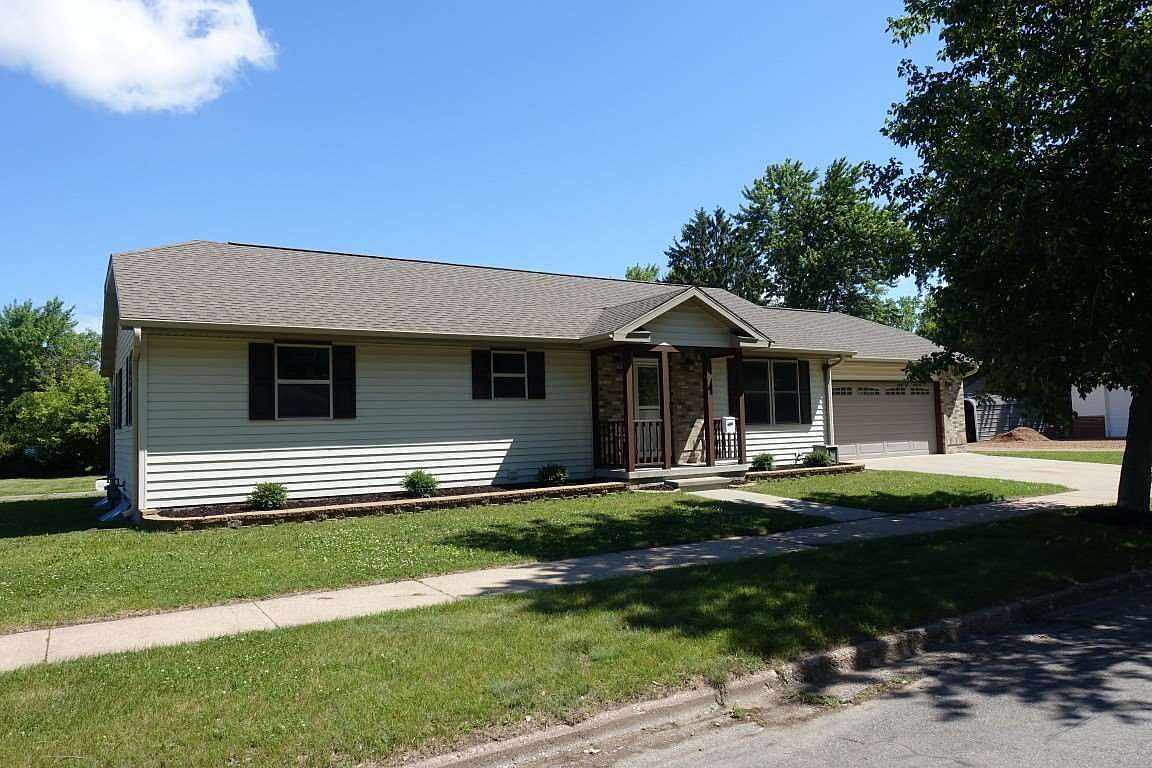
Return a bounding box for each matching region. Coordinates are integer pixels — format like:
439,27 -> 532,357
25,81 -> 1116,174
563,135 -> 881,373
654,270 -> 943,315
798,359 -> 813,424
471,350 -> 492,399
332,345 -> 356,418
248,343 -> 276,420
526,351 -> 546,399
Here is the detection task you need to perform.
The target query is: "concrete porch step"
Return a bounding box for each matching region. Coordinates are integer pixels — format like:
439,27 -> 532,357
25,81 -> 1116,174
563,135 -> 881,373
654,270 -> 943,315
666,476 -> 737,491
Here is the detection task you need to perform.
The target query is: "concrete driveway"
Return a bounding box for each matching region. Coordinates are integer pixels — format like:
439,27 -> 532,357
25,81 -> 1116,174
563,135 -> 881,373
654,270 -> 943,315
862,452 -> 1120,507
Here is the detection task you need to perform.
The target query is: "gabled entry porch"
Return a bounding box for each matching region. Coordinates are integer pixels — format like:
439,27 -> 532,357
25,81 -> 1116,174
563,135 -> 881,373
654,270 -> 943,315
591,344 -> 749,477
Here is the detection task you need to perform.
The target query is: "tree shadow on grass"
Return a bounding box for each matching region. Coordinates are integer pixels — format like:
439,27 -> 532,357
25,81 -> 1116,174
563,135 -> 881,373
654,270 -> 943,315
515,514 -> 1152,725
0,497 -> 119,538
440,497 -> 829,561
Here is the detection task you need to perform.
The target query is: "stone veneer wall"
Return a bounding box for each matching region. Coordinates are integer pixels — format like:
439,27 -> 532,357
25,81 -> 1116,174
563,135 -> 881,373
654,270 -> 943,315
594,350 -> 710,465
670,352 -> 706,464
596,351 -> 625,423
938,372 -> 967,453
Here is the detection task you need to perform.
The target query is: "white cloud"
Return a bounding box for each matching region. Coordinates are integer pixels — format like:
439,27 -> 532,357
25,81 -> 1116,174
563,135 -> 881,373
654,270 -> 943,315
0,0 -> 276,112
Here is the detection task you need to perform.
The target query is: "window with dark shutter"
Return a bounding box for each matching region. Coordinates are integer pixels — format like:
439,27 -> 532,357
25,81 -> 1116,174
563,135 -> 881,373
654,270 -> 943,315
526,351 -> 546,399
276,345 -> 332,418
471,350 -> 492,399
772,361 -> 800,424
745,361 -> 771,424
332,345 -> 356,418
248,343 -> 276,420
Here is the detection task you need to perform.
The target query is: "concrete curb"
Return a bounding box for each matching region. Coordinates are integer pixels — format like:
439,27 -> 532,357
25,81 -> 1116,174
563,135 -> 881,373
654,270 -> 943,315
396,568 -> 1152,768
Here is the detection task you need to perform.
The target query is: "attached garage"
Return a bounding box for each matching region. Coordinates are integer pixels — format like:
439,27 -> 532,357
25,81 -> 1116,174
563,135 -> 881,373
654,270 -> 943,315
832,381 -> 936,459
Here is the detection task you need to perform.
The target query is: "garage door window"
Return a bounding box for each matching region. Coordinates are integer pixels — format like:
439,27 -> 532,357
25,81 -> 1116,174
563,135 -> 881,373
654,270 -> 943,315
857,386 -> 880,396
745,360 -> 802,424
910,386 -> 930,395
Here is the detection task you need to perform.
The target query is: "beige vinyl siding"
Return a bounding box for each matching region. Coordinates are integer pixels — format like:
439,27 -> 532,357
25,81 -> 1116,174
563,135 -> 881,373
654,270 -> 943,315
111,329 -> 136,501
831,359 -> 910,381
144,335 -> 592,508
743,357 -> 827,466
711,361 -> 729,418
645,299 -> 735,348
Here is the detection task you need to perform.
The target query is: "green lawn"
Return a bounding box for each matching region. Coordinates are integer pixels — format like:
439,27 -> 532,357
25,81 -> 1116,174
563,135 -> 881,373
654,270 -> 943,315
0,492 -> 828,633
981,450 -> 1125,465
0,511 -> 1147,768
747,470 -> 1068,514
0,475 -> 101,497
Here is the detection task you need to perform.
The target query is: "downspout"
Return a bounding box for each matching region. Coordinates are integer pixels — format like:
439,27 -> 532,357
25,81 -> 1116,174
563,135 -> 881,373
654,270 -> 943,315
822,356 -> 844,448
131,328 -> 144,520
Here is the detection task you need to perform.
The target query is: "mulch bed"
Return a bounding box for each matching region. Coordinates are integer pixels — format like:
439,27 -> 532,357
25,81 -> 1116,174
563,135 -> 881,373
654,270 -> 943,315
140,482 -> 629,530
158,483 -> 570,519
741,463 -> 864,482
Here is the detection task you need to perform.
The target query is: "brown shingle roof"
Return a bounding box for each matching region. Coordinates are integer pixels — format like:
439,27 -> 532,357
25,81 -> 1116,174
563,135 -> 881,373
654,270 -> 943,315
108,240 -> 937,360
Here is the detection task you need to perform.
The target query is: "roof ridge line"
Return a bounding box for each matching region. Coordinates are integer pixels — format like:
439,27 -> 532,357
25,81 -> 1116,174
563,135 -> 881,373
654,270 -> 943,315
224,241 -> 691,288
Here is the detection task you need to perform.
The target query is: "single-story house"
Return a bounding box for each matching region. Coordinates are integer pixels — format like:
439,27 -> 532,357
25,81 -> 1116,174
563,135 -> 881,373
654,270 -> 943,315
1071,386 -> 1131,438
101,241 -> 965,513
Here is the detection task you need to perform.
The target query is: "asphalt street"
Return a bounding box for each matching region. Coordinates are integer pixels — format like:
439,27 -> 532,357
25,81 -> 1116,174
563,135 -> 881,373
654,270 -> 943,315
617,589 -> 1152,768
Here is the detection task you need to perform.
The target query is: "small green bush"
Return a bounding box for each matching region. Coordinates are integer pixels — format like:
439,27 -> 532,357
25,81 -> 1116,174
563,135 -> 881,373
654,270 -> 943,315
403,469 -> 440,497
536,463 -> 569,484
801,448 -> 835,468
248,482 -> 288,510
750,453 -> 775,471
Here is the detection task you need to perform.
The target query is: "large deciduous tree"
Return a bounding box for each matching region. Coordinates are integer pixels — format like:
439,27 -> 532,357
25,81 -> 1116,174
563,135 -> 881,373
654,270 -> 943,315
0,298 -> 107,473
739,158 -> 915,317
885,0 -> 1152,517
661,161 -> 915,320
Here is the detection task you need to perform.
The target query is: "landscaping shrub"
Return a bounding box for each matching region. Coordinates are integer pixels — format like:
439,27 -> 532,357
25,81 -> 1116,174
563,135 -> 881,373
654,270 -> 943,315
750,453 -> 775,471
536,463 -> 569,484
801,448 -> 835,468
403,469 -> 440,497
248,482 -> 288,510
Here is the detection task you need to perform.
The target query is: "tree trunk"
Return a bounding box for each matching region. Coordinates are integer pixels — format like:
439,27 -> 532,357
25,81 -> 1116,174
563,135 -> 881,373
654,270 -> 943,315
1116,382 -> 1152,518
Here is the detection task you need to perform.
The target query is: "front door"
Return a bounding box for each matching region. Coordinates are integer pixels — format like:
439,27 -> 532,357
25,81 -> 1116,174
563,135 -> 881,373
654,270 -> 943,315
634,359 -> 663,464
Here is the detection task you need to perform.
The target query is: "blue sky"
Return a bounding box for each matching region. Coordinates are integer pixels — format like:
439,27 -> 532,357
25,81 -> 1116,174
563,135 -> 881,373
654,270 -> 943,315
1,1 -> 936,330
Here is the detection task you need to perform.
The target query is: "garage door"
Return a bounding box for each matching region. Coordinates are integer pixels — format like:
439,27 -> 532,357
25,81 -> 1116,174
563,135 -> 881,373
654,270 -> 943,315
832,381 -> 936,459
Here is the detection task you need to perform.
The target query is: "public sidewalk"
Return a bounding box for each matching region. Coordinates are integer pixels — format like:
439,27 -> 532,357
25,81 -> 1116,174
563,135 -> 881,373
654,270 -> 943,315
0,492 -> 1069,674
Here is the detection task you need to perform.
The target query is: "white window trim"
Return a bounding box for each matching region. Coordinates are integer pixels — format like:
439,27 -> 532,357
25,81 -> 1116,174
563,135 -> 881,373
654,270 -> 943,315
275,343 -> 333,420
771,360 -> 801,425
491,350 -> 528,400
746,359 -> 802,426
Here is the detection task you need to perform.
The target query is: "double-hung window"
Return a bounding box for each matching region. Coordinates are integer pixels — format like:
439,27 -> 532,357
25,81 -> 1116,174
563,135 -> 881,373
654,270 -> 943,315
771,361 -> 800,423
491,350 -> 527,399
276,344 -> 332,418
745,360 -> 802,424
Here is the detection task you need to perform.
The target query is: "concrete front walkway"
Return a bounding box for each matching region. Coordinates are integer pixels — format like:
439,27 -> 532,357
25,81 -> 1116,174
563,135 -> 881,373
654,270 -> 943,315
0,486 -> 1068,674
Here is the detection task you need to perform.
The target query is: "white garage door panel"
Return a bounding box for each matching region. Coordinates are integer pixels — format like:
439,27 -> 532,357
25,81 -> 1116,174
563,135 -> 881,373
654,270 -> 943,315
834,381 -> 935,459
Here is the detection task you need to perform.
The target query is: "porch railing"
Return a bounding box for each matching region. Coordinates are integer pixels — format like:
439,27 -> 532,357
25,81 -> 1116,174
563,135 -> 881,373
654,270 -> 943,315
596,420 -> 665,467
713,419 -> 741,462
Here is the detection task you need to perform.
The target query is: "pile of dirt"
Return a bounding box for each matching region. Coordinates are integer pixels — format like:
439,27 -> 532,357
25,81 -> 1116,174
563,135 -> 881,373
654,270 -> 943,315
987,426 -> 1052,443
